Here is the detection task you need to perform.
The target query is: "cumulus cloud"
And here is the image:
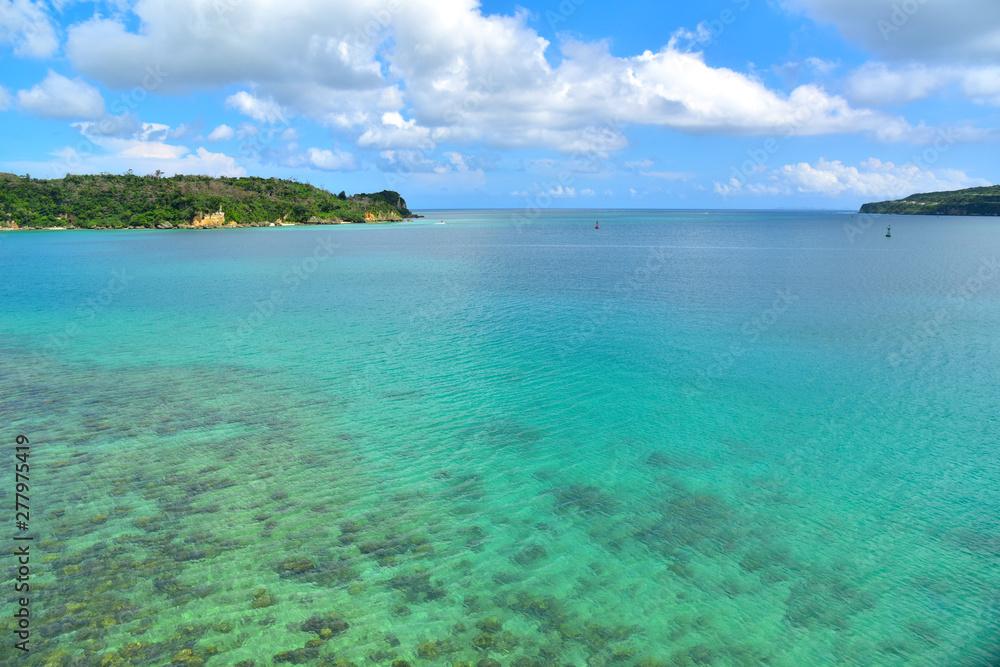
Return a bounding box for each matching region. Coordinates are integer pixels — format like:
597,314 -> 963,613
715,157 -> 989,199
778,158 -> 989,197
34,122 -> 244,179
536,184 -> 575,197
59,0 -> 930,156
226,91 -> 287,124
65,0 -> 384,91
306,147 -> 356,171
394,20 -> 906,150
207,124 -> 235,141
0,0 -> 59,57
72,120 -> 182,157
17,71 -> 106,119
180,147 -> 245,176
358,112 -> 434,149
65,120 -> 241,174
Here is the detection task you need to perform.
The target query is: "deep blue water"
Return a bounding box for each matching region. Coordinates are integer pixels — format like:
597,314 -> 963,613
1,210 -> 999,666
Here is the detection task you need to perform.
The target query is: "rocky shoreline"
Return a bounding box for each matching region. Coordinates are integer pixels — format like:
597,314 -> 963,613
0,217 -> 416,231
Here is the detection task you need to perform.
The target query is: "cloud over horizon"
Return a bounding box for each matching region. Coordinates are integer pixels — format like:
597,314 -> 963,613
0,0 -> 996,207
715,157 -> 990,199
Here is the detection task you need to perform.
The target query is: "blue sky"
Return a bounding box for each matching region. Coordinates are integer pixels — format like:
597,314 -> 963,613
1,0 -> 999,211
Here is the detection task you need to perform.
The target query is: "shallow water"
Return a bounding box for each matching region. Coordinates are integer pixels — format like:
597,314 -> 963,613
2,210 -> 999,666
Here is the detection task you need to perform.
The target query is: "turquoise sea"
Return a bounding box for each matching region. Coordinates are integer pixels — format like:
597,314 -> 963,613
2,210 -> 999,666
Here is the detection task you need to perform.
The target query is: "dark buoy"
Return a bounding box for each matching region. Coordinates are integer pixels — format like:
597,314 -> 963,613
595,219 -> 599,229
886,224 -> 891,238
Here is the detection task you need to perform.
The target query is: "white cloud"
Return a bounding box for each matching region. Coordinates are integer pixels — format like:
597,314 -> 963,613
0,0 -> 59,57
845,63 -> 952,106
199,148 -> 246,173
778,158 -> 989,198
65,0 -> 384,91
144,146 -> 247,177
117,140 -> 188,160
226,91 -> 287,124
667,23 -> 716,52
715,157 -> 989,199
961,67 -> 1000,105
805,57 -> 839,74
390,23 -> 926,150
207,124 -> 235,141
358,112 -> 434,149
0,85 -> 11,111
59,116 -> 246,176
60,0 -> 954,156
845,62 -> 1000,108
306,147 -> 356,171
34,121 -> 245,179
538,184 -> 574,197
444,151 -> 469,172
73,121 -> 187,159
17,71 -> 106,120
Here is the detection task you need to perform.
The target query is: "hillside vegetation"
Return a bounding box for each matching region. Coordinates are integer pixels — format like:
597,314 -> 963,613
860,185 -> 1000,216
0,173 -> 414,228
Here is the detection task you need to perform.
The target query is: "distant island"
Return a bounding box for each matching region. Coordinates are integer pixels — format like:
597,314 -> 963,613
860,185 -> 1000,216
0,172 -> 415,229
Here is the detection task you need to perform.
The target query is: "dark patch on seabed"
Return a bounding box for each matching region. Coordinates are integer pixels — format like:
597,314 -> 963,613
0,350 -> 992,666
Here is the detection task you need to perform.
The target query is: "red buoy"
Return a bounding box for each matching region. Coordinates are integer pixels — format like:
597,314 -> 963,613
595,220 -> 599,229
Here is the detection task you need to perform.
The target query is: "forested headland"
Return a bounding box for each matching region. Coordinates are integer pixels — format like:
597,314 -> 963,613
0,172 -> 415,229
860,185 -> 1000,216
